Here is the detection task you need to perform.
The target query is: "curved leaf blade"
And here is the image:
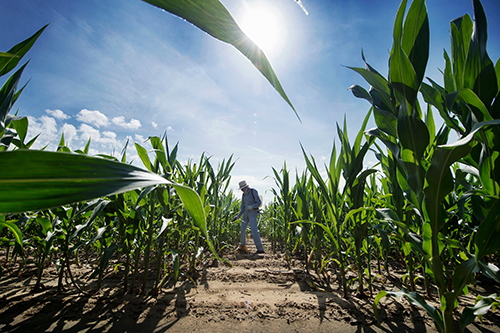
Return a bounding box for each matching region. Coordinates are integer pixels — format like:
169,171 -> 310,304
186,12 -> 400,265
0,150 -> 171,213
142,0 -> 298,119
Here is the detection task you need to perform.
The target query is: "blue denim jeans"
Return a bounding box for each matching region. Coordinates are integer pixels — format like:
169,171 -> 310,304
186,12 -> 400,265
240,214 -> 264,251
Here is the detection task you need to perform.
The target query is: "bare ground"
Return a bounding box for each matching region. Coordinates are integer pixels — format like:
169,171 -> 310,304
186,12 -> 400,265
1,238 -> 499,333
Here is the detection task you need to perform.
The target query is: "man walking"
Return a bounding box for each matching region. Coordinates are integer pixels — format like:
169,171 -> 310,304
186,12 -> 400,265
233,180 -> 265,254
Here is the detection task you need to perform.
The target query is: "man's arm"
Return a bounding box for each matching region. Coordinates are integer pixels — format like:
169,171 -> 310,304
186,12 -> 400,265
234,194 -> 245,221
250,189 -> 261,210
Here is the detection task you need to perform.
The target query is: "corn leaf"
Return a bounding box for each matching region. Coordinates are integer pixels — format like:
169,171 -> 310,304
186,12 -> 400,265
401,0 -> 429,87
347,67 -> 392,109
135,142 -> 153,172
450,14 -> 473,90
0,64 -> 27,125
447,88 -> 492,122
141,0 -> 297,119
464,0 -> 498,107
0,218 -> 22,245
374,288 -> 444,332
452,257 -> 479,298
443,49 -> 456,92
460,294 -> 500,331
0,24 -> 48,77
475,198 -> 500,260
478,125 -> 500,196
425,120 -> 500,232
0,150 -> 171,213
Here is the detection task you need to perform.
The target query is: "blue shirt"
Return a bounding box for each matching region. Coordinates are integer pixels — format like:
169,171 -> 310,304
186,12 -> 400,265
237,188 -> 261,220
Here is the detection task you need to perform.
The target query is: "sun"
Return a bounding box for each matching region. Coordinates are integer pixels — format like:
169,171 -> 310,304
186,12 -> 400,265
237,1 -> 286,57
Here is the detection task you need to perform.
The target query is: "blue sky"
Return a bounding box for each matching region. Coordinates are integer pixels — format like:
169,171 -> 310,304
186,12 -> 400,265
1,0 -> 499,202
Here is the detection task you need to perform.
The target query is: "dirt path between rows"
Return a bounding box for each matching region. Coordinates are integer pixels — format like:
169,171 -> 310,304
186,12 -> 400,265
1,238 -> 499,332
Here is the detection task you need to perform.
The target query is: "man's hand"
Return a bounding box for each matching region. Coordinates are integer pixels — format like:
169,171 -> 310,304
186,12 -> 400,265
247,206 -> 252,211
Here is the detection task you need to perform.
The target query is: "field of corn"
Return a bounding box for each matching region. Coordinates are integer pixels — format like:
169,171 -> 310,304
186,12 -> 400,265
1,0 -> 500,332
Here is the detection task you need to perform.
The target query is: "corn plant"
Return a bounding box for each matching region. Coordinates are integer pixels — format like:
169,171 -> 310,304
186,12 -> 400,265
348,0 -> 500,331
270,163 -> 295,256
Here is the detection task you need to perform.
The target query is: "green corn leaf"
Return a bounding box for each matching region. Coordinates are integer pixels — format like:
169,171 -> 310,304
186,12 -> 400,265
478,125 -> 500,196
447,88 -> 492,122
149,136 -> 168,173
392,0 -> 407,52
11,116 -> 28,143
422,221 -> 433,257
398,112 -> 429,161
401,0 -> 429,87
37,217 -> 52,236
90,243 -> 120,279
350,169 -> 377,209
492,90 -> 500,119
475,198 -> 500,260
0,52 -> 18,59
172,249 -> 179,285
348,84 -> 372,103
172,181 -> 219,259
353,108 -> 372,155
425,104 -> 436,145
347,67 -> 393,112
0,63 -> 27,125
452,257 -> 479,298
478,260 -> 500,284
443,49 -> 456,92
134,142 -> 153,172
390,44 -> 418,107
450,14 -> 473,90
70,199 -> 110,240
0,218 -> 22,245
496,58 -> 500,90
0,24 -> 48,77
83,138 -> 91,155
425,120 -> 500,232
0,150 -> 172,213
365,127 -> 400,159
464,0 -> 498,107
390,0 -> 419,106
424,138 -> 471,232
460,294 -> 500,331
373,289 -> 443,332
142,0 -> 297,119
420,82 -> 463,135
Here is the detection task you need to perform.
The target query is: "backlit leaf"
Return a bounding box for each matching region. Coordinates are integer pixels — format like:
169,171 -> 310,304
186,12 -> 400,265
142,0 -> 297,119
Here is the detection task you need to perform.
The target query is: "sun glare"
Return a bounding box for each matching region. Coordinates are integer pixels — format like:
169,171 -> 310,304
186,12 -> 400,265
237,2 -> 286,57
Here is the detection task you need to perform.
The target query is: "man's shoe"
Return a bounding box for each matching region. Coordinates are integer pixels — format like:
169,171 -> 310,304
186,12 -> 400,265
255,250 -> 265,254
238,245 -> 250,254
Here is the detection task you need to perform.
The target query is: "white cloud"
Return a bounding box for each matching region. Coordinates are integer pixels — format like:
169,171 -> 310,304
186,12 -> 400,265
134,134 -> 145,143
112,116 -> 142,130
76,109 -> 109,128
78,124 -> 119,146
27,115 -> 59,148
79,123 -> 101,141
152,121 -> 158,129
45,109 -> 70,120
102,131 -> 117,139
60,123 -> 77,144
100,131 -> 118,145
